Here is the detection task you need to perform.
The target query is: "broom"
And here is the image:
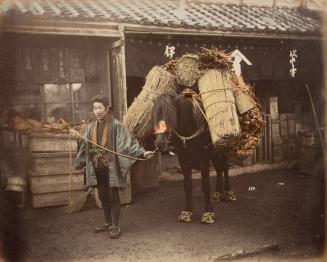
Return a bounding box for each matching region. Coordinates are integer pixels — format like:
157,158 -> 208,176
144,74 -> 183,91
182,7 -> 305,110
65,132 -> 92,213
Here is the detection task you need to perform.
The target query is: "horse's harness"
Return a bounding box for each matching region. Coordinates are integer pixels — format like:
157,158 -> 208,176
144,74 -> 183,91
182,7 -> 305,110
173,88 -> 207,147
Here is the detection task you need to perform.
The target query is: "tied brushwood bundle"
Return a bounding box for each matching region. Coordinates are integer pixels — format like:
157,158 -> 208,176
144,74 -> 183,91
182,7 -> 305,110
224,74 -> 265,159
174,54 -> 201,87
198,69 -> 241,145
197,47 -> 232,71
123,66 -> 177,142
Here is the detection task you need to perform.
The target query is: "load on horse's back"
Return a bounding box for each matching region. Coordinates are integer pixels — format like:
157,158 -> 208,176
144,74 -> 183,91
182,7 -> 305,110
152,89 -> 236,224
123,48 -> 264,223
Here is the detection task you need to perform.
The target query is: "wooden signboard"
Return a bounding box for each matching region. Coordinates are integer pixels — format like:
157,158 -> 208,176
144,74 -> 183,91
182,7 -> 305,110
17,48 -> 37,82
69,48 -> 85,82
50,48 -> 69,83
38,48 -> 52,82
84,49 -> 99,80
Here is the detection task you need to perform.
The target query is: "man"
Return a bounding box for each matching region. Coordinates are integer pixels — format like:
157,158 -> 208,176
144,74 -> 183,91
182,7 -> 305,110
73,95 -> 154,239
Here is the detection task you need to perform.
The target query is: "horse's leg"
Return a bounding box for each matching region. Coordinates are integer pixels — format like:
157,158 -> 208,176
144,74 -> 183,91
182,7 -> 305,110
177,161 -> 193,223
200,159 -> 215,223
222,160 -> 237,201
200,159 -> 212,212
181,163 -> 193,212
212,158 -> 224,202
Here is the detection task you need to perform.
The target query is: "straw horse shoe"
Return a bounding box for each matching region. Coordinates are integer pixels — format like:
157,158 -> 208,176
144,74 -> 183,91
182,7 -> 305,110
152,90 -> 236,224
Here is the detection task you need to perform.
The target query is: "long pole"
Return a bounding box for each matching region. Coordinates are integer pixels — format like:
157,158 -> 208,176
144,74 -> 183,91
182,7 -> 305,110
305,83 -> 325,154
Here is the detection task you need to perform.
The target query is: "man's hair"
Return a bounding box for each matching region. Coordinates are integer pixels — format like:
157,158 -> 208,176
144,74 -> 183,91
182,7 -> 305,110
91,95 -> 109,107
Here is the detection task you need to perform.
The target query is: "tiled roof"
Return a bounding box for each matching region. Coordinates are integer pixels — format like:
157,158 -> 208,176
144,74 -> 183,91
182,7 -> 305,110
0,0 -> 321,36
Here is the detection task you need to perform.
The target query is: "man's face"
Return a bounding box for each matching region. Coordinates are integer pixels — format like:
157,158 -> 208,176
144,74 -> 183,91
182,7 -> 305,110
93,102 -> 107,120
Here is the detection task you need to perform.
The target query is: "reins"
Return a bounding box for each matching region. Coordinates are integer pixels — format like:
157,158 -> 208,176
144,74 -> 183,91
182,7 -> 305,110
170,91 -> 207,144
69,128 -> 157,161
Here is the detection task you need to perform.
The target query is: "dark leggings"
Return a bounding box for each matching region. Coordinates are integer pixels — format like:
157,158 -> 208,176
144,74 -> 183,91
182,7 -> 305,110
95,168 -> 121,226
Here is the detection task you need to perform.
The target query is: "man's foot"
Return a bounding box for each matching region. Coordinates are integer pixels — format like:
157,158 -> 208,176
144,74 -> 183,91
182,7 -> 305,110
94,223 -> 111,233
109,225 -> 121,239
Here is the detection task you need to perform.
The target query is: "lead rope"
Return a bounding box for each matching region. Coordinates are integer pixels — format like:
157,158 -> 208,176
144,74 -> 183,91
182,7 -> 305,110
67,127 -> 157,207
69,128 -> 157,161
68,131 -> 73,205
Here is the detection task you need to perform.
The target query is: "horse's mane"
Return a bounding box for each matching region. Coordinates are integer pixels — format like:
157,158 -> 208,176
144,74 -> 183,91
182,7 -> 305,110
176,94 -> 207,130
152,93 -> 177,129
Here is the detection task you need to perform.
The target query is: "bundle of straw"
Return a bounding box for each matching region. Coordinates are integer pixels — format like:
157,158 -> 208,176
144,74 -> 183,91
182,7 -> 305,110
175,55 -> 201,87
123,66 -> 177,142
198,69 -> 241,145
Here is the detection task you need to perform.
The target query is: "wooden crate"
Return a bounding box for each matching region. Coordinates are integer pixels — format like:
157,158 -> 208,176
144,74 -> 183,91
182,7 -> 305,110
131,152 -> 161,194
288,140 -> 297,159
279,114 -> 288,138
29,133 -> 78,152
287,113 -> 296,137
29,170 -> 85,208
271,119 -> 281,143
298,145 -> 321,175
30,152 -> 76,172
31,190 -> 85,208
269,97 -> 279,120
272,142 -> 283,162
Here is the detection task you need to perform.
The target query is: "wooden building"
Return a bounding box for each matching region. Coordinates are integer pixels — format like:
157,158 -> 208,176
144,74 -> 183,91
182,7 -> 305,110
0,1 -> 323,171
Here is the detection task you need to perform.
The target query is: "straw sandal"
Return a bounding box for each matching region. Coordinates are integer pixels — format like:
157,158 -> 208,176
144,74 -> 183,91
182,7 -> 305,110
224,191 -> 237,201
177,211 -> 193,223
212,192 -> 224,202
94,223 -> 111,233
109,225 -> 121,239
201,212 -> 215,224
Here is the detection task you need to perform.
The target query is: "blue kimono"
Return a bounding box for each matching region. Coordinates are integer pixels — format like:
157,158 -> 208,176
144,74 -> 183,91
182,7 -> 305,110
75,115 -> 145,188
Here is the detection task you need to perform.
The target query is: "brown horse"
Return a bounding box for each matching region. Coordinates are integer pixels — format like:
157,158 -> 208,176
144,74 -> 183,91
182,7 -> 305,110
152,90 -> 236,224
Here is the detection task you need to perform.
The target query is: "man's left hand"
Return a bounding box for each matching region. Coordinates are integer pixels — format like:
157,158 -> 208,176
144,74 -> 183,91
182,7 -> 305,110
143,151 -> 155,159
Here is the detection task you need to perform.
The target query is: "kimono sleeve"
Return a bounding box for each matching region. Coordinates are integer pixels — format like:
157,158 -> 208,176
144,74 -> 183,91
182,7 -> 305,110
75,129 -> 88,170
115,120 -> 145,159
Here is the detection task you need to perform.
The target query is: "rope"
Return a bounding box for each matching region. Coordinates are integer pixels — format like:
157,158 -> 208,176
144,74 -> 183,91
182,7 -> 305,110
68,131 -> 73,205
173,124 -> 205,141
70,128 -> 157,161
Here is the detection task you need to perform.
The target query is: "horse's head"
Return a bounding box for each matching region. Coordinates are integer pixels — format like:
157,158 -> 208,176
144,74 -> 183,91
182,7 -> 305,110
152,93 -> 177,152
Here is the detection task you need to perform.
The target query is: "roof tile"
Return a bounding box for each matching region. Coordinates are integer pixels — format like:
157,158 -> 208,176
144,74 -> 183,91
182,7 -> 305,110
0,0 -> 321,35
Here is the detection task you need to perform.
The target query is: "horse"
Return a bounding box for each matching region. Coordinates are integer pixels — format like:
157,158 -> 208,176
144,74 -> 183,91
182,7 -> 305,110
152,89 -> 236,224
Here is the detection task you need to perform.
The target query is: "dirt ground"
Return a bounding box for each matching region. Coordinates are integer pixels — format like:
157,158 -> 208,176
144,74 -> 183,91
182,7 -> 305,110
13,161 -> 326,262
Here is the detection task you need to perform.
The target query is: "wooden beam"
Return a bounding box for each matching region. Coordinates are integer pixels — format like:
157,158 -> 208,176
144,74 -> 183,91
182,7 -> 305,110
110,39 -> 124,49
123,24 -> 322,40
1,25 -> 121,38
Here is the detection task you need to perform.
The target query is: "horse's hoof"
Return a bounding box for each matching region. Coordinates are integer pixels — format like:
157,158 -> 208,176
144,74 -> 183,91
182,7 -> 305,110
201,212 -> 215,224
212,192 -> 224,202
178,211 -> 193,223
225,191 -> 237,201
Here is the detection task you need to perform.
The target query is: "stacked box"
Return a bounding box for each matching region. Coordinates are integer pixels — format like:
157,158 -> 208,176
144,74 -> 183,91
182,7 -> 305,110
29,169 -> 85,208
272,143 -> 283,162
287,114 -> 296,137
28,133 -> 83,208
269,97 -> 279,120
28,133 -> 133,207
279,114 -> 289,138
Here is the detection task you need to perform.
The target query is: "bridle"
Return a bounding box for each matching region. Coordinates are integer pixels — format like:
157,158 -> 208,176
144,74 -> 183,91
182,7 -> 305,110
154,88 -> 207,147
